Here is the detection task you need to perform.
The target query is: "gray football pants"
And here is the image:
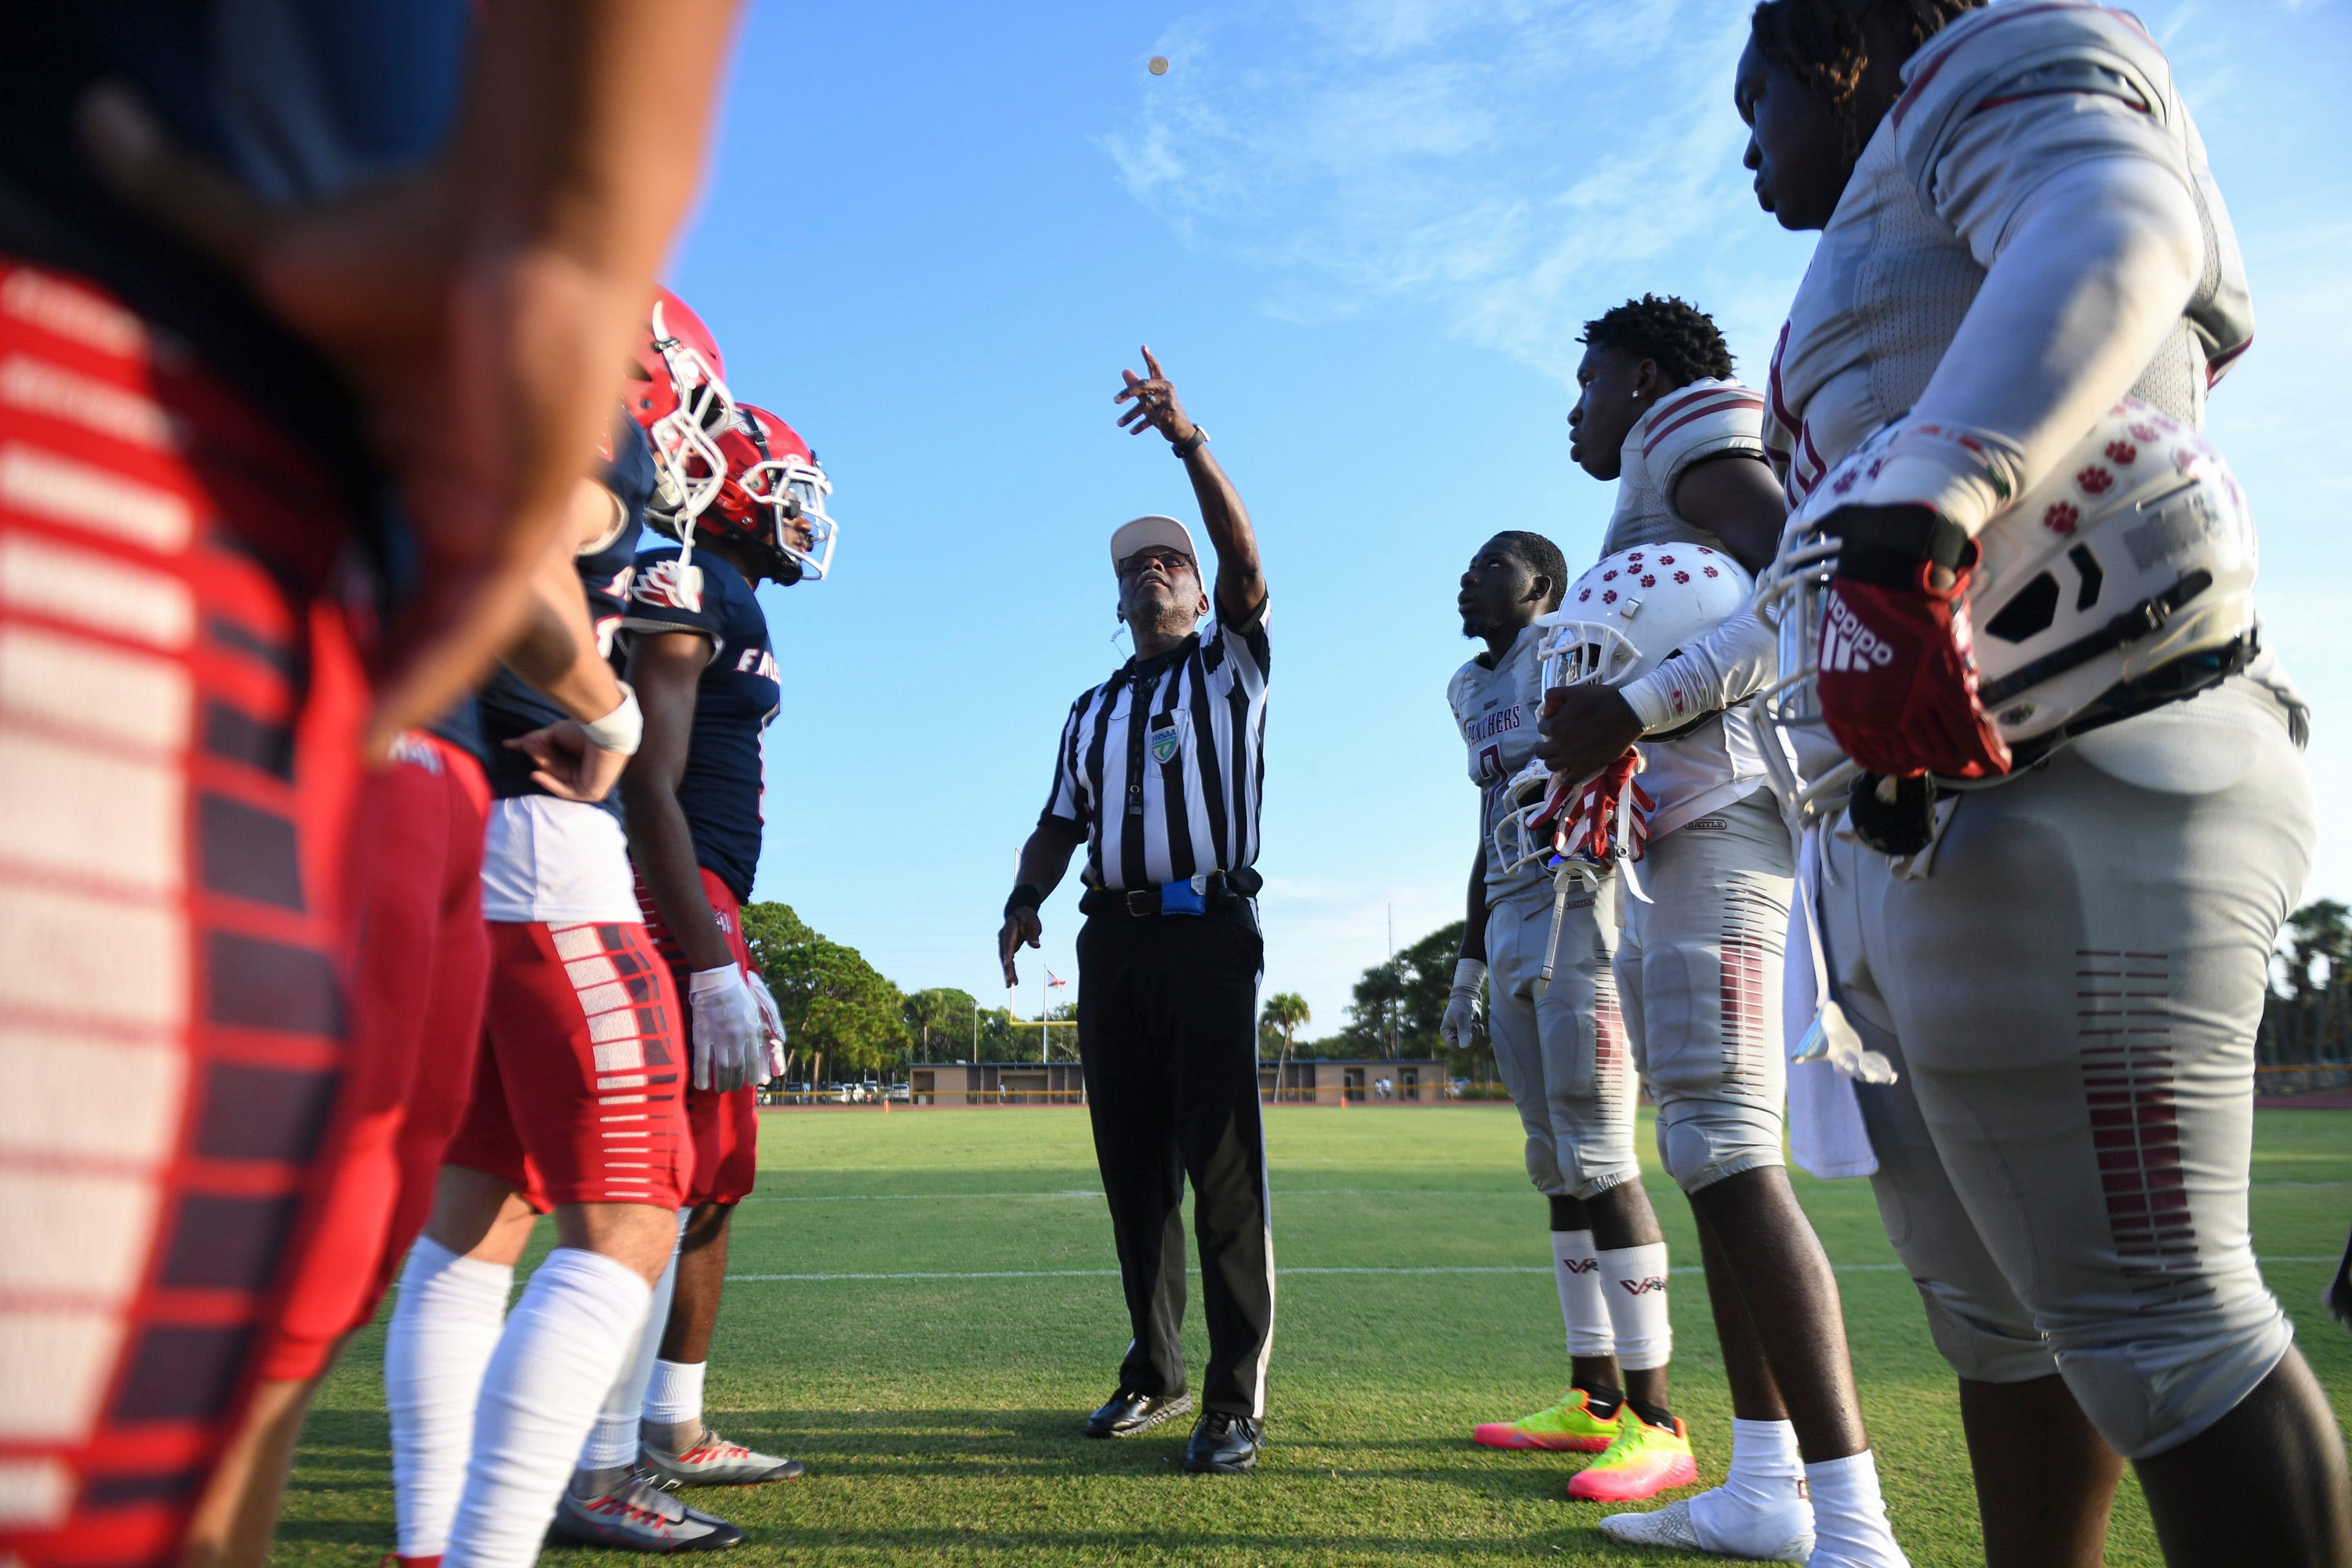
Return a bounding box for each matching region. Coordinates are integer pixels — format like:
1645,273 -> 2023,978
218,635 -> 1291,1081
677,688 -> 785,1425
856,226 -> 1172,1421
1486,873 -> 1638,1200
1820,678 -> 2314,1460
1616,791 -> 1795,1193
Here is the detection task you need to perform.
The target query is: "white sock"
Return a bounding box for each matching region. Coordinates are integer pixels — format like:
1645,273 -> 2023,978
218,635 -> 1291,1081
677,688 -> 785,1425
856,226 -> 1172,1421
385,1236 -> 513,1559
578,1231 -> 681,1476
445,1248 -> 652,1568
1803,1450 -> 1910,1568
1552,1229 -> 1613,1359
644,1356 -> 708,1429
1689,1418 -> 1813,1554
1596,1243 -> 1672,1374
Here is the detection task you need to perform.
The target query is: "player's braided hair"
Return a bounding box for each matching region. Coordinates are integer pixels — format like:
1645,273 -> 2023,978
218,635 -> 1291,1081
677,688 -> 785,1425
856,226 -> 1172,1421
1494,530 -> 1569,611
1577,295 -> 1735,388
1748,0 -> 1986,159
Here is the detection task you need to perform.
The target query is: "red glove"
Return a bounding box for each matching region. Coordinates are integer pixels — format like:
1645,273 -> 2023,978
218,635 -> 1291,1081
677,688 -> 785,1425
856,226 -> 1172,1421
1815,504 -> 2010,780
1555,750 -> 1653,865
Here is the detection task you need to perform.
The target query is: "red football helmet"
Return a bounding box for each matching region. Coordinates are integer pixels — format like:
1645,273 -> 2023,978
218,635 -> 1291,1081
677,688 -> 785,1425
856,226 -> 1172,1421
656,405 -> 837,583
627,285 -> 735,527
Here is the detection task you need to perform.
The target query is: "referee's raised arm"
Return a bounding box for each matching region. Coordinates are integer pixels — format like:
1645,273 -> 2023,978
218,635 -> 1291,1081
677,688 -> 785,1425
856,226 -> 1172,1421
996,347 -> 1275,1475
1117,344 -> 1263,625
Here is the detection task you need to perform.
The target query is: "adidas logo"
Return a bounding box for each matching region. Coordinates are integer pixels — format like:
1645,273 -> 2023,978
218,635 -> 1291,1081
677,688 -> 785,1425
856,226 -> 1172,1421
1820,591 -> 1896,673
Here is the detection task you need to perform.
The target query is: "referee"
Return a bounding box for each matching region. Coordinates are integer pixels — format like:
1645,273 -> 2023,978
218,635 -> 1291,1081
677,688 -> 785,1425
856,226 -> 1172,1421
998,347 -> 1272,1474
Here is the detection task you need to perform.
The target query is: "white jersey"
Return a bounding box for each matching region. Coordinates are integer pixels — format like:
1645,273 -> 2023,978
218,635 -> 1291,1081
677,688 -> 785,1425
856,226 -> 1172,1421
1764,0 -> 2251,511
1624,1 -> 2284,772
1599,378 -> 1768,557
1598,380 -> 1774,837
1448,622 -> 1548,905
479,795 -> 645,925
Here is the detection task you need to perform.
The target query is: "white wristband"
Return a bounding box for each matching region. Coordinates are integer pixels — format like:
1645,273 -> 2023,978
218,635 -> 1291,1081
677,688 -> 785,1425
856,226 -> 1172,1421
1451,957 -> 1486,992
581,683 -> 642,757
688,964 -> 739,998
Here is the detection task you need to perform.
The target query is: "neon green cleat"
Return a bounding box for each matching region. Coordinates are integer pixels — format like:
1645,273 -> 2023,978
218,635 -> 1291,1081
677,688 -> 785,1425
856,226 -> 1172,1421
1471,1389 -> 1622,1454
1566,1413 -> 1699,1501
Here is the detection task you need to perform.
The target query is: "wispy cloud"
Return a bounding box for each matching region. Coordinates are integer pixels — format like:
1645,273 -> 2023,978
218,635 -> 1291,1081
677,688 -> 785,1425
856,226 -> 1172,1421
1100,0 -> 1788,383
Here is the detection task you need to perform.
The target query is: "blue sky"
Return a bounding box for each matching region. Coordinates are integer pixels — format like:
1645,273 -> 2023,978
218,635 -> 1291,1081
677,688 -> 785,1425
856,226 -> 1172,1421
670,0 -> 2352,1039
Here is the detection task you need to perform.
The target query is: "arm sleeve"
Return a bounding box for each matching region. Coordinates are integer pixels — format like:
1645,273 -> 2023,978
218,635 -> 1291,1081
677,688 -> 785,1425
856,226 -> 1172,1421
1203,594 -> 1270,697
1040,698 -> 1089,828
1617,603 -> 1777,735
1864,81 -> 2212,532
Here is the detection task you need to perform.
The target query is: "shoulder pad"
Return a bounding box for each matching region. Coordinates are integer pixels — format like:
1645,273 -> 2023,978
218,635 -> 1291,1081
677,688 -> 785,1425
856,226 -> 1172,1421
1640,379 -> 1767,492
1892,3 -> 2177,187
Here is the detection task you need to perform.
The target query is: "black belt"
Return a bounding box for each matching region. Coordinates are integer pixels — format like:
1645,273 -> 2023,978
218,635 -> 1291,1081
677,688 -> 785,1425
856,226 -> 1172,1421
1080,868 -> 1261,918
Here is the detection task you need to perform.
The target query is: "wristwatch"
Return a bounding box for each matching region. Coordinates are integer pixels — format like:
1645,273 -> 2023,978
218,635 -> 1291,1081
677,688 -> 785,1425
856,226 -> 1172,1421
1171,426 -> 1210,459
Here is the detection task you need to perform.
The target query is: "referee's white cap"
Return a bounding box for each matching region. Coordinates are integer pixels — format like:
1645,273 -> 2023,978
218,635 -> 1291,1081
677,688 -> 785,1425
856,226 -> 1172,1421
1110,514 -> 1197,572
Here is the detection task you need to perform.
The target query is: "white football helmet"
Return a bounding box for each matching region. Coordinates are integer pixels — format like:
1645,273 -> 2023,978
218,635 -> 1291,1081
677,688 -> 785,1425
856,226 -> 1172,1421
1543,543 -> 1756,740
1491,759 -> 1563,876
1758,397 -> 2259,817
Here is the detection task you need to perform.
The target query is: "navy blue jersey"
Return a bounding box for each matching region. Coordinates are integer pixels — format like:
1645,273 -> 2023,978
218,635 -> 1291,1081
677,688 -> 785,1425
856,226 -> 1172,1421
477,414 -> 659,810
0,2 -> 470,499
622,549 -> 779,905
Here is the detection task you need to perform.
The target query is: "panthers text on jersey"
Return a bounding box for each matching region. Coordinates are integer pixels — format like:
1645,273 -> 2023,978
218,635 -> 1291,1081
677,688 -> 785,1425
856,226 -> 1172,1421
621,547 -> 782,904
1447,622 -> 1549,906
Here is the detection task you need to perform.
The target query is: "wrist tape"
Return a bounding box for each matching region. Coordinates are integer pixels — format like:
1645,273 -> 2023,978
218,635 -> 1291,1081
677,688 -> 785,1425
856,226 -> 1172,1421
581,684 -> 643,756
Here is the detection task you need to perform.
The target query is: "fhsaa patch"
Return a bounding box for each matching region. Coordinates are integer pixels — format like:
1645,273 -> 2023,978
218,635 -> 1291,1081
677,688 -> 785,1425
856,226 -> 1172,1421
1149,723 -> 1182,764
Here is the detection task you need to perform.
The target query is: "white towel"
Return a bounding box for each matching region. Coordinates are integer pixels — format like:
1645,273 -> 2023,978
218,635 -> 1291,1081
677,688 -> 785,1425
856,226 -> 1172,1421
1785,826 -> 1878,1180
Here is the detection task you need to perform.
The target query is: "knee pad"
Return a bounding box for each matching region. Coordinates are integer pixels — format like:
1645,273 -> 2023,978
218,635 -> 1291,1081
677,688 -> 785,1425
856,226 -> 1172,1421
1525,1135 -> 1567,1197
2052,1303 -> 2294,1460
1655,1100 -> 1782,1193
1909,1277 -> 2057,1388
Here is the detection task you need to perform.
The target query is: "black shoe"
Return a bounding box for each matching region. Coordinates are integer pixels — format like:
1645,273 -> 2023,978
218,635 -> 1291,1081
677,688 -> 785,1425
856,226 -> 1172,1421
1083,1388 -> 1193,1439
1183,1410 -> 1261,1473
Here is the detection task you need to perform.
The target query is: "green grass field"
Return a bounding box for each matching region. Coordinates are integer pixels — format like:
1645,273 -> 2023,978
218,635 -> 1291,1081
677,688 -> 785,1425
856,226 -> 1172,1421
274,1104 -> 2352,1567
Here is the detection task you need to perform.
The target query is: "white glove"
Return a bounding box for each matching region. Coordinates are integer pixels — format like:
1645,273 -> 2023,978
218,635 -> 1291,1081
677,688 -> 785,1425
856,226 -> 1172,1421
746,971 -> 787,1084
1439,957 -> 1486,1050
688,965 -> 762,1093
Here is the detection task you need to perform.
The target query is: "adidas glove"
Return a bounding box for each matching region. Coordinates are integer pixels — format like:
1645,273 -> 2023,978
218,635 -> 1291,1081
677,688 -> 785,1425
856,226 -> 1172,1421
1816,504 -> 2009,780
1440,958 -> 1485,1050
1562,750 -> 1653,864
688,966 -> 762,1094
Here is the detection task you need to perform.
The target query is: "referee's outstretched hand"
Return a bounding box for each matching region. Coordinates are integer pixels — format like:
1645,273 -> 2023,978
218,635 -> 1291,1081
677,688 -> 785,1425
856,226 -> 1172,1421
999,907 -> 1043,988
1115,346 -> 1198,445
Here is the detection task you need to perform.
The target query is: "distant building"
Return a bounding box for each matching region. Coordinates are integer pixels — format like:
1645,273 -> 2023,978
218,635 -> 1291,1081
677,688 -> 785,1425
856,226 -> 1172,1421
906,1057 -> 1452,1105
1261,1058 -> 1448,1104
909,1062 -> 1087,1105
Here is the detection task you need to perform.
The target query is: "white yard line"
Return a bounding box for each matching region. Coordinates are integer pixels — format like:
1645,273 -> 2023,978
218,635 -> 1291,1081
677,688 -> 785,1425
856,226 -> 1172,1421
728,1257 -> 2341,1283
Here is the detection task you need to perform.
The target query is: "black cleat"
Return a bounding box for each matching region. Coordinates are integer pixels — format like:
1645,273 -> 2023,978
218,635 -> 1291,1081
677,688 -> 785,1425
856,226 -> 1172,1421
1083,1388 -> 1193,1439
1183,1410 -> 1261,1473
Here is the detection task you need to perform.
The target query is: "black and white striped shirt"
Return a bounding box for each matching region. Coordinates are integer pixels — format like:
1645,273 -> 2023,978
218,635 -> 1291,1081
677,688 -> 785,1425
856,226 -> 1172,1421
1042,601 -> 1272,891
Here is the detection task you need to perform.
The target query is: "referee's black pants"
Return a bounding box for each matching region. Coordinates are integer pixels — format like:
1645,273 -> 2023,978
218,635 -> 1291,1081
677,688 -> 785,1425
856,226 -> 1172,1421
1076,900 -> 1273,1420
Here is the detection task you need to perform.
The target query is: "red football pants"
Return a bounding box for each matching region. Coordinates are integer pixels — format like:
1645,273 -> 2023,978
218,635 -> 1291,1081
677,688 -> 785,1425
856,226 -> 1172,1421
261,734 -> 490,1381
441,918 -> 693,1210
638,868 -> 760,1207
0,261 -> 372,1567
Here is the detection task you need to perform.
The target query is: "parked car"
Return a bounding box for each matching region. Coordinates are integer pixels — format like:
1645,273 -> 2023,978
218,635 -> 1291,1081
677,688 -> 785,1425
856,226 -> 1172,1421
887,1083 -> 912,1103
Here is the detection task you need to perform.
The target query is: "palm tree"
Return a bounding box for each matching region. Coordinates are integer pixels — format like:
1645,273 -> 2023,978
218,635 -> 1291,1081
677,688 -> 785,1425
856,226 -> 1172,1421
1261,993 -> 1311,1103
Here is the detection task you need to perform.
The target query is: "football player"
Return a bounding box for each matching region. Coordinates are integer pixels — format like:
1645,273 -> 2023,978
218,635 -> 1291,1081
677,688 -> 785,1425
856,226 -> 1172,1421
620,404 -> 830,1489
1555,3 -> 2351,1564
0,7 -> 738,1567
380,296 -> 748,1563
1443,532 -> 1663,1473
1541,296 -> 1880,1559
191,431 -> 655,1568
